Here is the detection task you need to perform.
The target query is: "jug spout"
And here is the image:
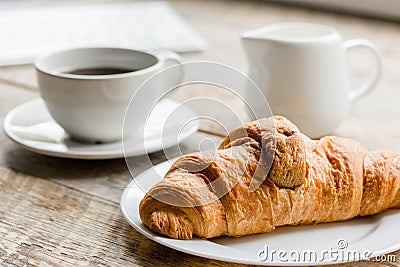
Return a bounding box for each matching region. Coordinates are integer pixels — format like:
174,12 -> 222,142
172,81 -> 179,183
241,25 -> 276,59
241,26 -> 273,44
241,29 -> 269,67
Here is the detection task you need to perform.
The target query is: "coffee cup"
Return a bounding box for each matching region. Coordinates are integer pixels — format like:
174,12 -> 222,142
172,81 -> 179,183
35,47 -> 182,142
242,23 -> 382,138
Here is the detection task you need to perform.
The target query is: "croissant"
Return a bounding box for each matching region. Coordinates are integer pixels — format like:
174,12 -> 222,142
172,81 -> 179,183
139,116 -> 400,239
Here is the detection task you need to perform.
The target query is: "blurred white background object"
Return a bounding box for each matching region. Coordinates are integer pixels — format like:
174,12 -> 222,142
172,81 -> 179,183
0,1 -> 206,66
281,0 -> 400,20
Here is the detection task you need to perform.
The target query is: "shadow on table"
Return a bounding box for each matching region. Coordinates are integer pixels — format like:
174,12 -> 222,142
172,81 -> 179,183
119,220 -> 244,267
2,147 -> 127,180
1,144 -> 183,181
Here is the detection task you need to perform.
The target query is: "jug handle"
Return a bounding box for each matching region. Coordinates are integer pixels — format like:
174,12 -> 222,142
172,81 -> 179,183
344,39 -> 382,102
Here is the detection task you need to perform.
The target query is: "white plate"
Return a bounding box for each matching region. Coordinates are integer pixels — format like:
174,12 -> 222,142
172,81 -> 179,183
121,159 -> 400,265
3,98 -> 199,159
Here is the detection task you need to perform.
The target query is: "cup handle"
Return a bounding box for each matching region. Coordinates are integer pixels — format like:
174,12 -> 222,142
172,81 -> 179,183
159,51 -> 183,67
344,39 -> 382,102
158,51 -> 184,90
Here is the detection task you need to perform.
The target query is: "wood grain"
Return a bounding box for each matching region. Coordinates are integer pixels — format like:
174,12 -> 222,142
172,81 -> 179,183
0,167 -> 247,267
0,0 -> 399,266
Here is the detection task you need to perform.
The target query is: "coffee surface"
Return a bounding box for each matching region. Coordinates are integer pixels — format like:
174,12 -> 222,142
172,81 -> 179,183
65,67 -> 135,75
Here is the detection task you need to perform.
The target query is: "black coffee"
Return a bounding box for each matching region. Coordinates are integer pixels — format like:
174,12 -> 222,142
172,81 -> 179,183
65,67 -> 136,75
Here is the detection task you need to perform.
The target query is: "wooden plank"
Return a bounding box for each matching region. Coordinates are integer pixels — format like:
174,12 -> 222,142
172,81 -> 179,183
0,166 -> 249,267
0,0 -> 399,265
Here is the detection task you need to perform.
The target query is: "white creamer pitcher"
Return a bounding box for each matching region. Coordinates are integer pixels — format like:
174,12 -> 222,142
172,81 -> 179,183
241,23 -> 381,138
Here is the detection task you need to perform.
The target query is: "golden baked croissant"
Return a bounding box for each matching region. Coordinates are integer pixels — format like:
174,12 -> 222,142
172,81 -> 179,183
139,116 -> 400,239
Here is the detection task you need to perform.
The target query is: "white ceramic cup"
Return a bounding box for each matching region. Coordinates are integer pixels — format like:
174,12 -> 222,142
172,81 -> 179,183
35,47 -> 182,142
242,23 -> 381,138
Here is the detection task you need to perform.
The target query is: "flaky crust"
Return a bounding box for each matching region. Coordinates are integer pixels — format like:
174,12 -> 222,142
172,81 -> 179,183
139,116 -> 400,239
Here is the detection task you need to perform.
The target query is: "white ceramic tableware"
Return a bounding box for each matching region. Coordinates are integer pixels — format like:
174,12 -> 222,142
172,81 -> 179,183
3,98 -> 199,159
35,47 -> 182,142
242,23 -> 381,138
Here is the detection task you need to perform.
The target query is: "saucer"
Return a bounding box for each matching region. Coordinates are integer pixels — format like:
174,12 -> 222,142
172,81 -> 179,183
3,98 -> 199,159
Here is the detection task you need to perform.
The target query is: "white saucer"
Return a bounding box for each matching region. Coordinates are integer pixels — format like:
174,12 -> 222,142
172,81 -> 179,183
121,159 -> 400,266
3,98 -> 199,159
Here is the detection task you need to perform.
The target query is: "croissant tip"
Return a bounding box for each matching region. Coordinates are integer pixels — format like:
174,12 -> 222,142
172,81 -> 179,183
147,210 -> 193,240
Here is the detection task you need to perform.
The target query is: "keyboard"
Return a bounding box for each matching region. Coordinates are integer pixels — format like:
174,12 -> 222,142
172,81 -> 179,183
0,1 -> 206,66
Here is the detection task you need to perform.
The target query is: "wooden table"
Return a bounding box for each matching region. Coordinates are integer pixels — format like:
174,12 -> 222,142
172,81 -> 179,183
1,1 -> 399,266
